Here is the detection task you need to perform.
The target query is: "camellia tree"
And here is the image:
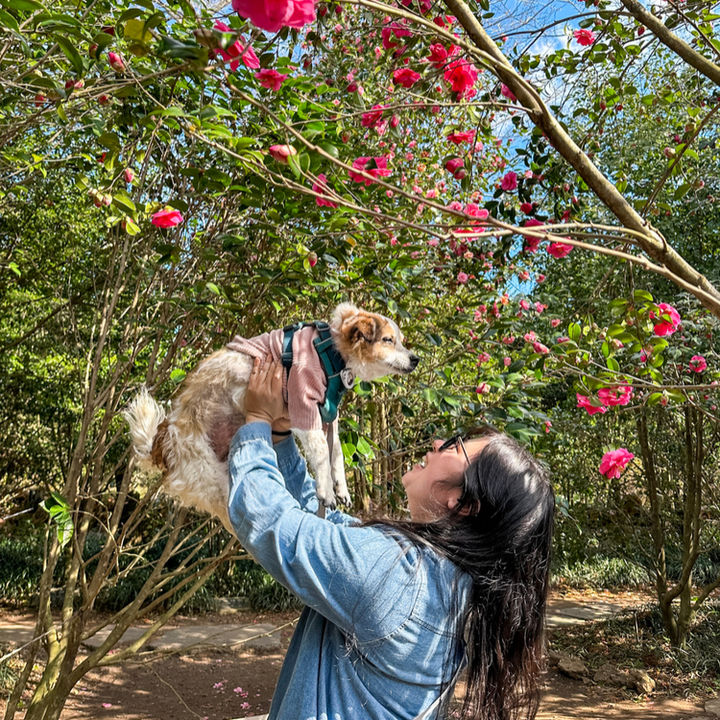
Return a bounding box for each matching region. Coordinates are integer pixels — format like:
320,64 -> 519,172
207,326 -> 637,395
2,0 -> 720,715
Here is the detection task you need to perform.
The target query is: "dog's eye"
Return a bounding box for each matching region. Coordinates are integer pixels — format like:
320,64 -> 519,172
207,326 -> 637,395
382,337 -> 395,344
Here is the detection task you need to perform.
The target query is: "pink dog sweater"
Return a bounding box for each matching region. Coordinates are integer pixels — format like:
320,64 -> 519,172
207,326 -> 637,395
227,325 -> 332,432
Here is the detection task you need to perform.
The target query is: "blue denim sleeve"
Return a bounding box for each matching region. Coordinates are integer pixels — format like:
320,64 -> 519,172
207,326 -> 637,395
228,422 -> 420,640
273,433 -> 357,526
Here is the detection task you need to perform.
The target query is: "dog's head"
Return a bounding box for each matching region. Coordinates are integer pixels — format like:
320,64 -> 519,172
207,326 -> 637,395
331,303 -> 419,381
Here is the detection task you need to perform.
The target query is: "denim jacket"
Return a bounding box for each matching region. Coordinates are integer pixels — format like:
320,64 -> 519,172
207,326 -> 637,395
228,422 -> 469,720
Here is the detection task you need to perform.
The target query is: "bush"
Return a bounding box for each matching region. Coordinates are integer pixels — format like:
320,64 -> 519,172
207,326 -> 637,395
0,536 -> 45,604
552,555 -> 649,589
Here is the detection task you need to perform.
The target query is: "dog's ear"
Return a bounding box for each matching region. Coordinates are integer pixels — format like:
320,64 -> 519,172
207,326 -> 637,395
347,315 -> 378,345
332,302 -> 359,329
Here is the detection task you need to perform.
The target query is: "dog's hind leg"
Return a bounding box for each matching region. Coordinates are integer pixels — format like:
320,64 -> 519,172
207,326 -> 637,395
329,423 -> 351,507
293,429 -> 336,509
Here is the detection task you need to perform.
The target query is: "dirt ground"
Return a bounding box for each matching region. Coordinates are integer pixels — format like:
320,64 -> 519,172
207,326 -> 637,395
1,592 -> 714,720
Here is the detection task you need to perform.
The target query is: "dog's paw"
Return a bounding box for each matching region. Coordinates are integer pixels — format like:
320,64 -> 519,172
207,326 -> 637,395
335,489 -> 352,507
316,489 -> 337,511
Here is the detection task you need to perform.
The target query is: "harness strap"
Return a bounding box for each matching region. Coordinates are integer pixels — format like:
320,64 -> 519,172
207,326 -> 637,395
281,321 -> 353,425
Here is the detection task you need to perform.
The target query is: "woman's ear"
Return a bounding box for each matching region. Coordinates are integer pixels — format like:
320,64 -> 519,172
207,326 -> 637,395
448,494 -> 476,516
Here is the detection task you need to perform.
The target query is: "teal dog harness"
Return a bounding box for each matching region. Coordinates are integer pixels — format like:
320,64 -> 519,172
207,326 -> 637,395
281,321 -> 354,424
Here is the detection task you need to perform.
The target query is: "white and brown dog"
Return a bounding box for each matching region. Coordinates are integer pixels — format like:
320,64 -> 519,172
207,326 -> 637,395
124,303 -> 419,531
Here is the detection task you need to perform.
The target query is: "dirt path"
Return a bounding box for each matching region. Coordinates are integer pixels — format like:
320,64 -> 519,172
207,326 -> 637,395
1,591 -> 714,720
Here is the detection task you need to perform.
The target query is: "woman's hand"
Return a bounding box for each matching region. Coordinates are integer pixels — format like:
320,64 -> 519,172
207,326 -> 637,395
245,357 -> 290,431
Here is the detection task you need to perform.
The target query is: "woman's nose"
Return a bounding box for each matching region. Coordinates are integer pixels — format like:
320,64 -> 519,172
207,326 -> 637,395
432,439 -> 445,452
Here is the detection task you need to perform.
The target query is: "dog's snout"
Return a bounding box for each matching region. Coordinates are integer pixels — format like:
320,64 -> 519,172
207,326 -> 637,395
408,353 -> 420,370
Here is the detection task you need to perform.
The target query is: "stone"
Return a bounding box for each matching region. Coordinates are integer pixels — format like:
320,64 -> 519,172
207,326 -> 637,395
593,662 -> 628,688
214,596 -> 250,615
82,626 -> 154,650
705,698 -> 720,717
628,668 -> 655,694
556,654 -> 588,679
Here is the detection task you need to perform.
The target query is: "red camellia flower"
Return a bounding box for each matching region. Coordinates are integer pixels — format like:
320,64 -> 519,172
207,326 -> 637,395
392,68 -> 421,88
213,21 -> 260,70
444,157 -> 464,178
381,22 -> 412,50
151,208 -> 184,228
573,28 -> 596,46
255,68 -> 288,91
348,156 -> 391,185
599,448 -> 634,478
123,168 -> 134,183
312,173 -> 337,208
547,242 -> 573,258
268,144 -> 297,163
651,302 -> 681,336
361,104 -> 386,129
447,130 -> 475,144
232,0 -> 315,32
426,42 -> 457,69
689,355 -> 707,373
576,393 -> 608,416
598,385 -> 633,407
443,58 -> 478,98
520,201 -> 534,214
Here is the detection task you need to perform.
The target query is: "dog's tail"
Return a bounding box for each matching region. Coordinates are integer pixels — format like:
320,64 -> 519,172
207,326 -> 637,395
123,388 -> 166,471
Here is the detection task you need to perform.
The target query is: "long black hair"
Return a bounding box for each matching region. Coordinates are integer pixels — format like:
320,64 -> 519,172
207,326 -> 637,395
366,427 -> 555,720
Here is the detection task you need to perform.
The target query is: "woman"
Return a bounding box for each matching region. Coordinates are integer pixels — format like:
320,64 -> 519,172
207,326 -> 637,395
228,357 -> 555,720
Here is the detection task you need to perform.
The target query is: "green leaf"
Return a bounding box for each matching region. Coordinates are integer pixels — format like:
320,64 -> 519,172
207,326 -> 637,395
568,322 -> 581,342
355,436 -> 374,458
170,368 -> 186,383
206,281 -> 221,295
40,492 -> 73,548
112,192 -> 136,215
633,289 -> 654,303
2,0 -> 44,10
55,34 -> 84,74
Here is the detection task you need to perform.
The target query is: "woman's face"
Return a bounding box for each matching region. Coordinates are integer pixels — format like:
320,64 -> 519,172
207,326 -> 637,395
402,437 -> 488,522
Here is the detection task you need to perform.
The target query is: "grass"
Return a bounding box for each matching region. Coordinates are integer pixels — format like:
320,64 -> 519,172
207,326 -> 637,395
548,599 -> 720,698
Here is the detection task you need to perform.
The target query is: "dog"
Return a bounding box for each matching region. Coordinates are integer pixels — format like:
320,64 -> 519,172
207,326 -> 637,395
124,303 -> 419,531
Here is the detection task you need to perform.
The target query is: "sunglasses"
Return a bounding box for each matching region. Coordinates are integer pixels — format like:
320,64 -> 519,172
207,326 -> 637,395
437,434 -> 471,466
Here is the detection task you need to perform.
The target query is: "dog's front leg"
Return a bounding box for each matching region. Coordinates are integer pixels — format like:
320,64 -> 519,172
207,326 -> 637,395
292,429 -> 336,509
330,424 -> 351,507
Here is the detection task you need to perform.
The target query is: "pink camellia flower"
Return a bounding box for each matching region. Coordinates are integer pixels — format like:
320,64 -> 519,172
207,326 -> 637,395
447,130 -> 475,144
107,51 -> 125,72
577,393 -> 608,416
464,203 -> 489,220
123,168 -> 134,183
444,157 -> 464,176
519,299 -> 530,311
213,21 -> 260,70
426,43 -> 457,69
523,331 -> 536,343
598,385 -> 633,407
348,156 -> 391,185
547,242 -> 573,258
533,341 -> 549,355
393,68 -> 421,88
599,448 -> 634,479
151,208 -> 184,228
573,28 -> 597,46
361,104 -> 386,129
500,83 -> 516,101
476,382 -> 489,394
500,171 -> 517,191
232,0 -> 315,32
457,271 -> 469,284
503,356 -> 512,367
255,68 -> 288,91
689,354 -> 707,373
544,420 -> 552,433
443,58 -> 478,98
268,144 -> 297,163
651,302 -> 681,336
312,173 -> 337,208
550,318 -> 561,328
